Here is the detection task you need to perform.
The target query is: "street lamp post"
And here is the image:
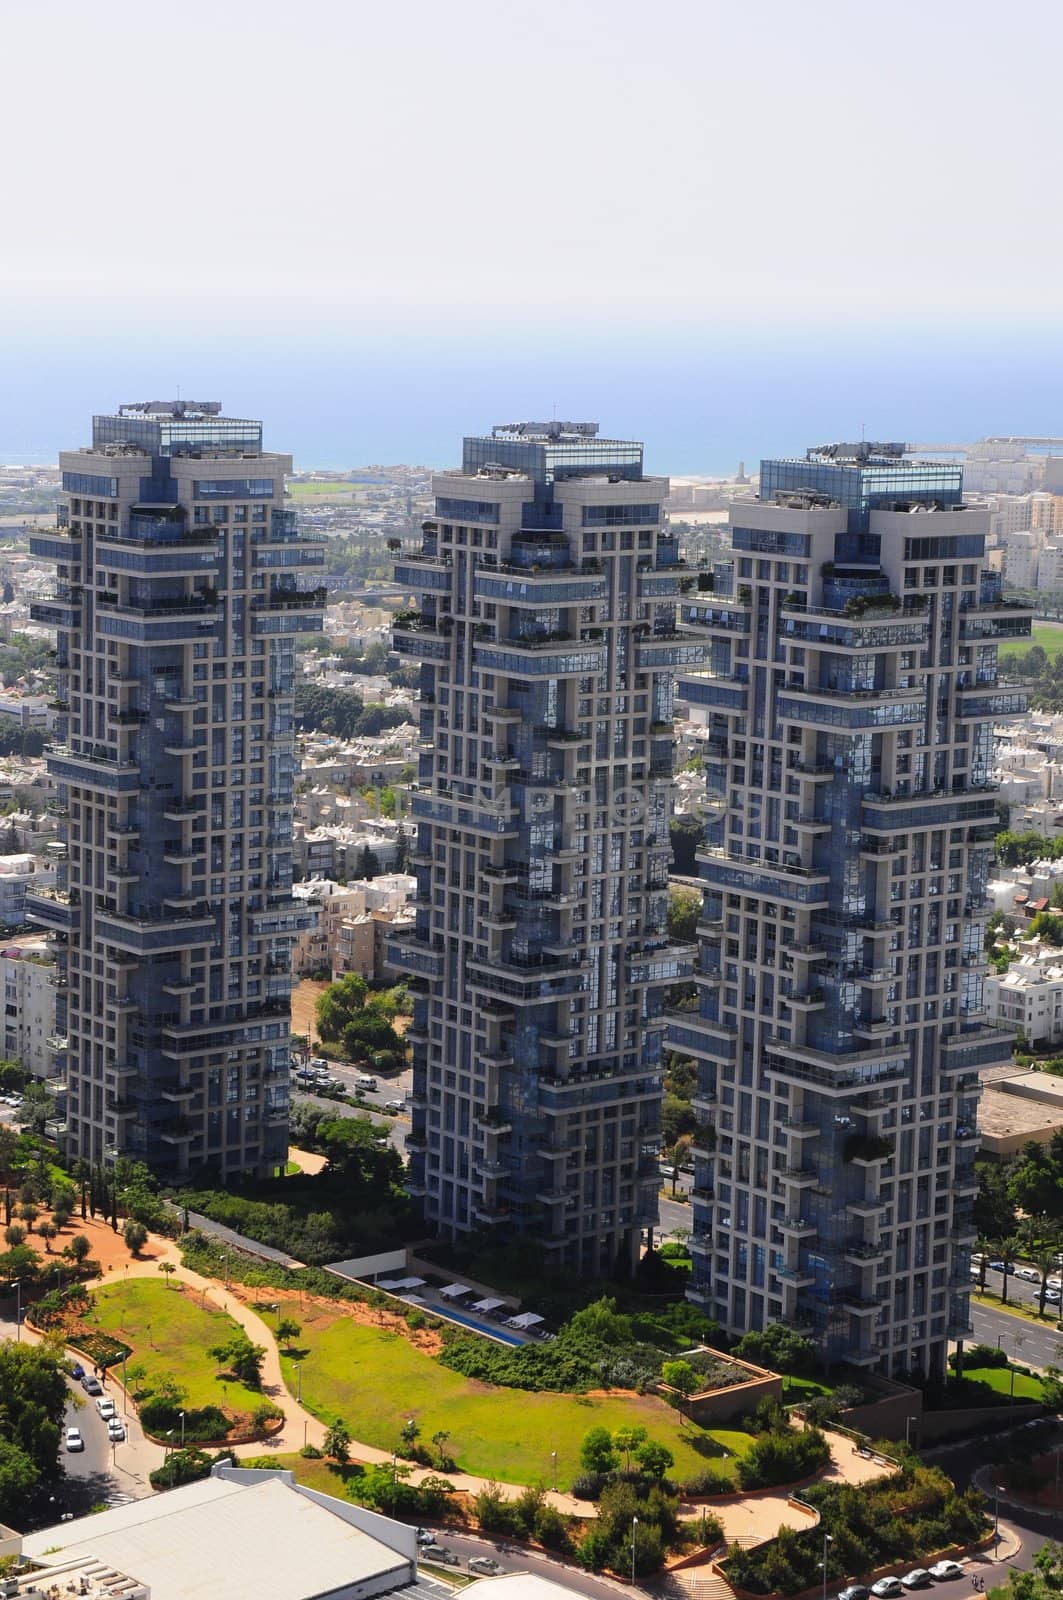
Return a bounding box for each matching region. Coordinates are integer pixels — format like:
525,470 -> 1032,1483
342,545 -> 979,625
167,1430 -> 175,1488
905,1415 -> 917,1449
994,1484 -> 1005,1545
12,1280 -> 20,1341
821,1532 -> 833,1600
122,1353 -> 128,1417
631,1515 -> 639,1586
294,1361 -> 303,1404
551,1449 -> 557,1492
179,1410 -> 186,1449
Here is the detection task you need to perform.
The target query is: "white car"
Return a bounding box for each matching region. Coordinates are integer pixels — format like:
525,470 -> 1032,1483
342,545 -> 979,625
96,1396 -> 116,1420
928,1562 -> 963,1581
65,1427 -> 84,1452
1017,1267 -> 1039,1283
107,1418 -> 126,1441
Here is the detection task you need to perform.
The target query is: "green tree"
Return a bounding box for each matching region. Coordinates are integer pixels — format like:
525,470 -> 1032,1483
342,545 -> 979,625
0,1339 -> 70,1521
733,1322 -> 817,1376
636,1439 -> 675,1482
612,1425 -> 647,1473
580,1425 -> 619,1475
324,1418 -> 351,1463
67,1232 -> 91,1264
660,1359 -> 699,1419
123,1219 -> 148,1256
276,1316 -> 302,1349
208,1332 -> 266,1389
431,1428 -> 451,1466
159,1261 -> 177,1289
667,886 -> 701,944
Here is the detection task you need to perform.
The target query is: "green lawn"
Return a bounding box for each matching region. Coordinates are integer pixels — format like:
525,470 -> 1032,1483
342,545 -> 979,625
999,621 -> 1063,662
286,480 -> 369,500
282,1313 -> 751,1490
781,1375 -> 833,1402
89,1278 -> 267,1417
963,1363 -> 1045,1401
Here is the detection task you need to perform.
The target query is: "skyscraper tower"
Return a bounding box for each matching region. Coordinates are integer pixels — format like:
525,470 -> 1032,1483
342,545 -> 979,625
390,422 -> 706,1275
28,401 -> 323,1179
670,442 -> 1032,1378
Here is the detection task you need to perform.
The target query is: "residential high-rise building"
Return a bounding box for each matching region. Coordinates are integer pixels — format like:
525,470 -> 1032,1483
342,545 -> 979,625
671,442 -> 1032,1379
27,401 -> 323,1179
390,422 -> 705,1275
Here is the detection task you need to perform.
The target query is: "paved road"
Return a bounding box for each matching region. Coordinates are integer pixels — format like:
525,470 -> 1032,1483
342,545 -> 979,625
292,1089 -> 408,1158
657,1193 -> 694,1238
969,1300 -> 1063,1370
416,1525 -> 634,1600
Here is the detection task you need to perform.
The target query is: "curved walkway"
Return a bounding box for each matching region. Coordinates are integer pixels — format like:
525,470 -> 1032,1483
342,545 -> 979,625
68,1225 -> 899,1527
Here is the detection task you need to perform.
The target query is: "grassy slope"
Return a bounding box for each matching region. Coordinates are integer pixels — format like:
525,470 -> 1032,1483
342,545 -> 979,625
89,1278 -> 266,1416
999,621 -> 1063,662
963,1363 -> 1045,1401
282,1314 -> 751,1489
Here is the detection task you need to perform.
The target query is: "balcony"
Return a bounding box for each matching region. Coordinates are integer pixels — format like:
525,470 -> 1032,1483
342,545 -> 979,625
781,1165 -> 817,1186
95,594 -> 220,642
698,848 -> 831,907
473,638 -> 607,677
96,906 -> 216,954
779,1216 -> 817,1237
25,886 -> 79,932
775,1265 -> 816,1287
47,746 -> 142,794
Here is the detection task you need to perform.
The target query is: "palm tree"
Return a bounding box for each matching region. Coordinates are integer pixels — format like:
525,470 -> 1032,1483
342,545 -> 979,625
992,1235 -> 1021,1306
975,1237 -> 991,1295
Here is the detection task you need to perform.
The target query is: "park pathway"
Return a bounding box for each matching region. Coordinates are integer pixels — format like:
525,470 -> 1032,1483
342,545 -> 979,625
77,1223 -> 899,1526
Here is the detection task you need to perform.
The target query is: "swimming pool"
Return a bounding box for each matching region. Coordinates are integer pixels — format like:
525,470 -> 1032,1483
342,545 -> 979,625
433,1304 -> 525,1345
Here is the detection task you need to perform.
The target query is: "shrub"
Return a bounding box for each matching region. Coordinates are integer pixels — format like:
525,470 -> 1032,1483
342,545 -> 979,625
139,1399 -> 230,1442
949,1343 -> 1007,1370
682,1466 -> 734,1497
736,1425 -> 830,1490
301,1443 -> 323,1459
570,1471 -> 606,1501
148,1447 -> 234,1491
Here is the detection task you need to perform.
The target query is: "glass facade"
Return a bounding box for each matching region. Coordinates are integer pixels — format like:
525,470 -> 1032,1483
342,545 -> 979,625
462,427 -> 643,492
93,408 -> 263,457
761,453 -> 963,532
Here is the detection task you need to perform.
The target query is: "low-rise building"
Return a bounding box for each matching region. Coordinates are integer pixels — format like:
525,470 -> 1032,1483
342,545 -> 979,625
986,947 -> 1063,1046
0,851 -> 55,929
19,1464 -> 418,1600
979,1064 -> 1063,1158
0,933 -> 60,1079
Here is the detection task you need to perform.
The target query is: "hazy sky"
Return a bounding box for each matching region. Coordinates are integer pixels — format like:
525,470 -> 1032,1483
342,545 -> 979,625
2,0 -> 1061,466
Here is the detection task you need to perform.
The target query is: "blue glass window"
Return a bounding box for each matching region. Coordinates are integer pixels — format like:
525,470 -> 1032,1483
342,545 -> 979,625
62,471 -> 118,497
582,504 -> 660,526
194,479 -> 274,498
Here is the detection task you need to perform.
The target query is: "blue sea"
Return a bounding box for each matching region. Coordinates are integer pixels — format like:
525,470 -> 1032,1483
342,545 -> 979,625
3,320 -> 1062,478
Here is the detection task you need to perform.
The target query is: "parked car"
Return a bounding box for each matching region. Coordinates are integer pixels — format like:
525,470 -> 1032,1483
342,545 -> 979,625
469,1558 -> 503,1576
1047,1288 -> 1062,1304
871,1582 -> 904,1599
65,1427 -> 84,1452
70,1362 -> 85,1381
836,1588 -> 869,1600
107,1419 -> 126,1442
928,1562 -> 963,1581
1017,1267 -> 1040,1282
988,1260 -> 1014,1274
355,1074 -> 378,1092
900,1572 -> 933,1590
81,1374 -> 102,1396
415,1530 -> 434,1547
384,1099 -> 406,1114
421,1545 -> 459,1566
96,1396 -> 116,1420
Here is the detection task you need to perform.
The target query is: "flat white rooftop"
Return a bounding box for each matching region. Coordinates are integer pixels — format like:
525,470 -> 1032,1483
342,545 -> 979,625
22,1472 -> 412,1600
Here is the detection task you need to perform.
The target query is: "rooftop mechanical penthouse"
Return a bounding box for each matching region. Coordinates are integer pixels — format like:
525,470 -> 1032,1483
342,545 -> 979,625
390,421 -> 705,1274
29,401 -> 324,1179
671,441 -> 1033,1378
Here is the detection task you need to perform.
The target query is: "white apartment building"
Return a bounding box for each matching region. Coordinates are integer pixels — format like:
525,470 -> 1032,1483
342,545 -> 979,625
986,950 -> 1063,1047
0,934 -> 60,1079
0,852 -> 56,929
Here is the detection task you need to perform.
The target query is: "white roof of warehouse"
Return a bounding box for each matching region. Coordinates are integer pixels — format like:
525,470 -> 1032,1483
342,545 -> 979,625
22,1473 -> 409,1600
